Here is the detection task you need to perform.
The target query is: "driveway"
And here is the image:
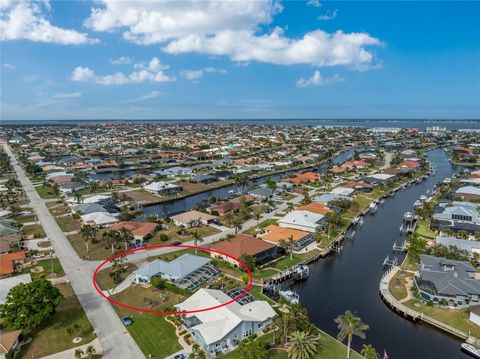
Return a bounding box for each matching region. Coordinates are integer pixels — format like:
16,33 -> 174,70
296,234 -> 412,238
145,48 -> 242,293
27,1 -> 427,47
4,144 -> 145,359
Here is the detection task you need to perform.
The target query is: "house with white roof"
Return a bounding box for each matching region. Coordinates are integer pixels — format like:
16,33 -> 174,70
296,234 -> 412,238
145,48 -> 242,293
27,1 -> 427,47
330,187 -> 355,197
278,210 -> 325,233
67,194 -> 113,206
176,288 -> 276,356
81,212 -> 118,227
0,273 -> 31,304
143,181 -> 182,195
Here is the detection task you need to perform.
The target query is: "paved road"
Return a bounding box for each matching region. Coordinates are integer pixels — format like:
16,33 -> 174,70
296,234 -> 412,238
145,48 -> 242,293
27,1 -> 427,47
3,144 -> 145,359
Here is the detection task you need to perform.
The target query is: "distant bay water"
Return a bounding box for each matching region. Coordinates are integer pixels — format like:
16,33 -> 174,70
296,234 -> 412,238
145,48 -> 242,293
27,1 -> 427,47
1,119 -> 479,130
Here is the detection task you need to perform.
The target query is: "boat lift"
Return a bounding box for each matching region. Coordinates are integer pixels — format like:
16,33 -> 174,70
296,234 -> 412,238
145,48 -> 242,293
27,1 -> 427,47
392,240 -> 408,252
383,255 -> 398,267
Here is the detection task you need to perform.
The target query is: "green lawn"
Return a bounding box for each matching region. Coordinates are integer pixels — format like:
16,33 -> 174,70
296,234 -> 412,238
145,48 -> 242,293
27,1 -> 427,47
415,219 -> 436,239
388,270 -> 410,301
22,258 -> 65,279
95,263 -> 138,291
19,283 -> 95,359
110,286 -> 183,358
56,215 -> 82,232
35,185 -> 59,199
259,218 -> 279,228
404,300 -> 480,338
22,223 -> 46,238
219,329 -> 364,359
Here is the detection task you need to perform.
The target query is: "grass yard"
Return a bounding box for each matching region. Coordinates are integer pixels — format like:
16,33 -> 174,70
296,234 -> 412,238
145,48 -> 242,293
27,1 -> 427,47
404,300 -> 480,338
95,263 -> 138,291
20,283 -> 95,359
149,224 -> 220,245
15,214 -> 35,224
22,224 -> 46,238
22,258 -> 65,279
35,185 -> 59,199
388,270 -> 410,301
55,215 -> 82,233
49,204 -> 71,216
415,219 -> 436,239
220,329 -> 363,359
259,218 -> 279,228
110,286 -> 183,358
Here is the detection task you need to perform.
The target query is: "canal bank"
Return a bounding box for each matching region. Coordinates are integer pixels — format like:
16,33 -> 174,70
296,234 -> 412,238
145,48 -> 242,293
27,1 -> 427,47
292,148 -> 466,359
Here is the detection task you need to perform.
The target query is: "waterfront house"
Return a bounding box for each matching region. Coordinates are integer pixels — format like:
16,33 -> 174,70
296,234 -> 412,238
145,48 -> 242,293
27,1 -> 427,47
134,253 -> 219,290
278,210 -> 325,233
247,187 -> 274,201
362,173 -> 395,185
455,186 -> 480,201
431,201 -> 480,234
156,166 -> 193,179
190,174 -> 217,184
176,288 -> 275,357
415,254 -> 480,307
81,211 -> 118,227
210,234 -> 280,266
170,210 -> 217,228
297,202 -> 332,215
143,181 -> 182,195
209,201 -> 242,216
469,306 -> 480,326
67,194 -> 113,206
435,236 -> 480,257
262,225 -> 315,250
330,187 -> 355,197
313,193 -> 352,205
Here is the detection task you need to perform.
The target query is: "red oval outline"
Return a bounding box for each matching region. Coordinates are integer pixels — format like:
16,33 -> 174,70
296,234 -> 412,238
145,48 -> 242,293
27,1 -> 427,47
92,244 -> 253,315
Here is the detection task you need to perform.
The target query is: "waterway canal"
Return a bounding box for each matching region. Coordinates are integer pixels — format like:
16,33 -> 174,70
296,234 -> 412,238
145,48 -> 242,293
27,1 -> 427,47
293,148 -> 466,359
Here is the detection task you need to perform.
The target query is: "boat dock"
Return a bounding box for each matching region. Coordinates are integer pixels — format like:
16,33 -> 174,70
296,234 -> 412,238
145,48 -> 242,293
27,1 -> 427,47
262,264 -> 309,286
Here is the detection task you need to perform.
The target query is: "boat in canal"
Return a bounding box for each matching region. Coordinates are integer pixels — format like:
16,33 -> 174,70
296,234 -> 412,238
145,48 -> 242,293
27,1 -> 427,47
461,343 -> 480,358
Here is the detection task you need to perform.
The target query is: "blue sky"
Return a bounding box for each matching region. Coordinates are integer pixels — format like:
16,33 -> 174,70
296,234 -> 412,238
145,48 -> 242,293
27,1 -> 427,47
1,0 -> 479,121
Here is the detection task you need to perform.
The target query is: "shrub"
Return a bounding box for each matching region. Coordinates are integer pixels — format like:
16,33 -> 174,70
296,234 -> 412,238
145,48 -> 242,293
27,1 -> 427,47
160,234 -> 169,242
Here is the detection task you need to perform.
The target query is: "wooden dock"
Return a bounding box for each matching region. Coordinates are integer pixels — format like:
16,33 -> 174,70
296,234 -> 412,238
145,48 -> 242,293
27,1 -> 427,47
379,266 -> 471,341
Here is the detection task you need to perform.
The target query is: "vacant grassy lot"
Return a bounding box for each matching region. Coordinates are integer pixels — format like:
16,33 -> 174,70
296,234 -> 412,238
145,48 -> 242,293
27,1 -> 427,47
404,300 -> 480,338
149,224 -> 220,245
415,219 -> 436,239
388,270 -> 411,301
110,286 -> 183,358
66,231 -> 117,260
20,283 -> 95,358
49,204 -> 71,216
56,215 -> 82,233
22,223 -> 46,238
35,185 -> 59,199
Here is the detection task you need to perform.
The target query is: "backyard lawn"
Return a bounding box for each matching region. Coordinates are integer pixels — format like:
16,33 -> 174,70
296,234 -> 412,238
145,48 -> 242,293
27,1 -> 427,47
415,219 -> 436,239
404,300 -> 480,338
148,225 -> 220,245
20,283 -> 95,358
388,270 -> 410,301
110,286 -> 183,358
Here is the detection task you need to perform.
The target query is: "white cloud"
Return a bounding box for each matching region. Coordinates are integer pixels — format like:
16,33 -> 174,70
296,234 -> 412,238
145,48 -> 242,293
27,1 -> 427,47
307,0 -> 322,8
110,56 -> 133,65
3,63 -> 15,69
318,9 -> 338,21
296,71 -> 344,88
180,67 -> 227,81
71,57 -> 174,85
84,0 -> 381,69
0,0 -> 98,45
127,90 -> 161,103
53,91 -> 82,98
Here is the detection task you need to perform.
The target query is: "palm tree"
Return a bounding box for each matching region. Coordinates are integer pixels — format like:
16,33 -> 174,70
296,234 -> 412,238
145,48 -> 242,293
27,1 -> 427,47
360,344 -> 380,359
8,204 -> 21,219
80,225 -> 93,257
85,345 -> 96,359
253,207 -> 263,228
191,343 -> 206,359
74,348 -> 84,359
231,215 -> 243,234
52,182 -> 60,196
287,330 -> 318,359
118,227 -> 134,250
90,182 -> 98,194
238,337 -> 268,359
334,310 -> 369,359
192,229 -> 204,254
73,190 -> 84,204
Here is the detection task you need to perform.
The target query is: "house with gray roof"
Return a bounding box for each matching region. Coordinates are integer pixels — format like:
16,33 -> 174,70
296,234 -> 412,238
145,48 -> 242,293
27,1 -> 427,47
415,254 -> 480,307
432,201 -> 480,234
134,253 -> 219,291
436,236 -> 480,257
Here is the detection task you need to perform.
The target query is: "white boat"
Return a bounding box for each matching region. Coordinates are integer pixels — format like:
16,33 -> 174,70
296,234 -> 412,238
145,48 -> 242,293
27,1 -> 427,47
279,290 -> 300,305
461,343 -> 480,358
228,189 -> 235,194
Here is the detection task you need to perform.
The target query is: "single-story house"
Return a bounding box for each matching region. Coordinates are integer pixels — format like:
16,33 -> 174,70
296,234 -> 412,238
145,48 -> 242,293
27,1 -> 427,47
176,288 -> 276,357
297,202 -> 332,215
190,174 -> 217,184
313,193 -> 352,205
81,212 -> 118,227
247,188 -> 274,201
134,253 -> 219,291
414,255 -> 480,308
262,225 -> 315,251
170,210 -> 217,228
432,201 -> 480,234
362,173 -> 395,185
209,201 -> 241,216
469,306 -> 480,326
143,181 -> 182,195
156,166 -> 193,179
0,251 -> 26,278
455,186 -> 480,201
0,220 -> 20,237
110,221 -> 158,241
436,236 -> 480,257
210,234 -> 280,266
0,235 -> 22,254
330,187 -> 355,197
67,194 -> 113,206
71,203 -> 109,215
278,210 -> 325,233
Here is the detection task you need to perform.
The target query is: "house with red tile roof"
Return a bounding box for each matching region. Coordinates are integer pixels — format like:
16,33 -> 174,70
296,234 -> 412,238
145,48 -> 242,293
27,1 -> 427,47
111,221 -> 158,241
0,251 -> 26,277
210,234 -> 280,266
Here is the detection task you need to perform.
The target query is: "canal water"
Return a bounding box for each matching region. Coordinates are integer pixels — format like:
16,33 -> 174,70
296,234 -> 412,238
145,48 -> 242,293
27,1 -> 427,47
292,148 -> 466,359
139,149 -> 355,218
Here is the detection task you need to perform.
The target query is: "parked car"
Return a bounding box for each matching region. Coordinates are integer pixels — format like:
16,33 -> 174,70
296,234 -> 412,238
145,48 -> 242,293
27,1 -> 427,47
121,316 -> 133,326
174,354 -> 189,359
172,240 -> 182,245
